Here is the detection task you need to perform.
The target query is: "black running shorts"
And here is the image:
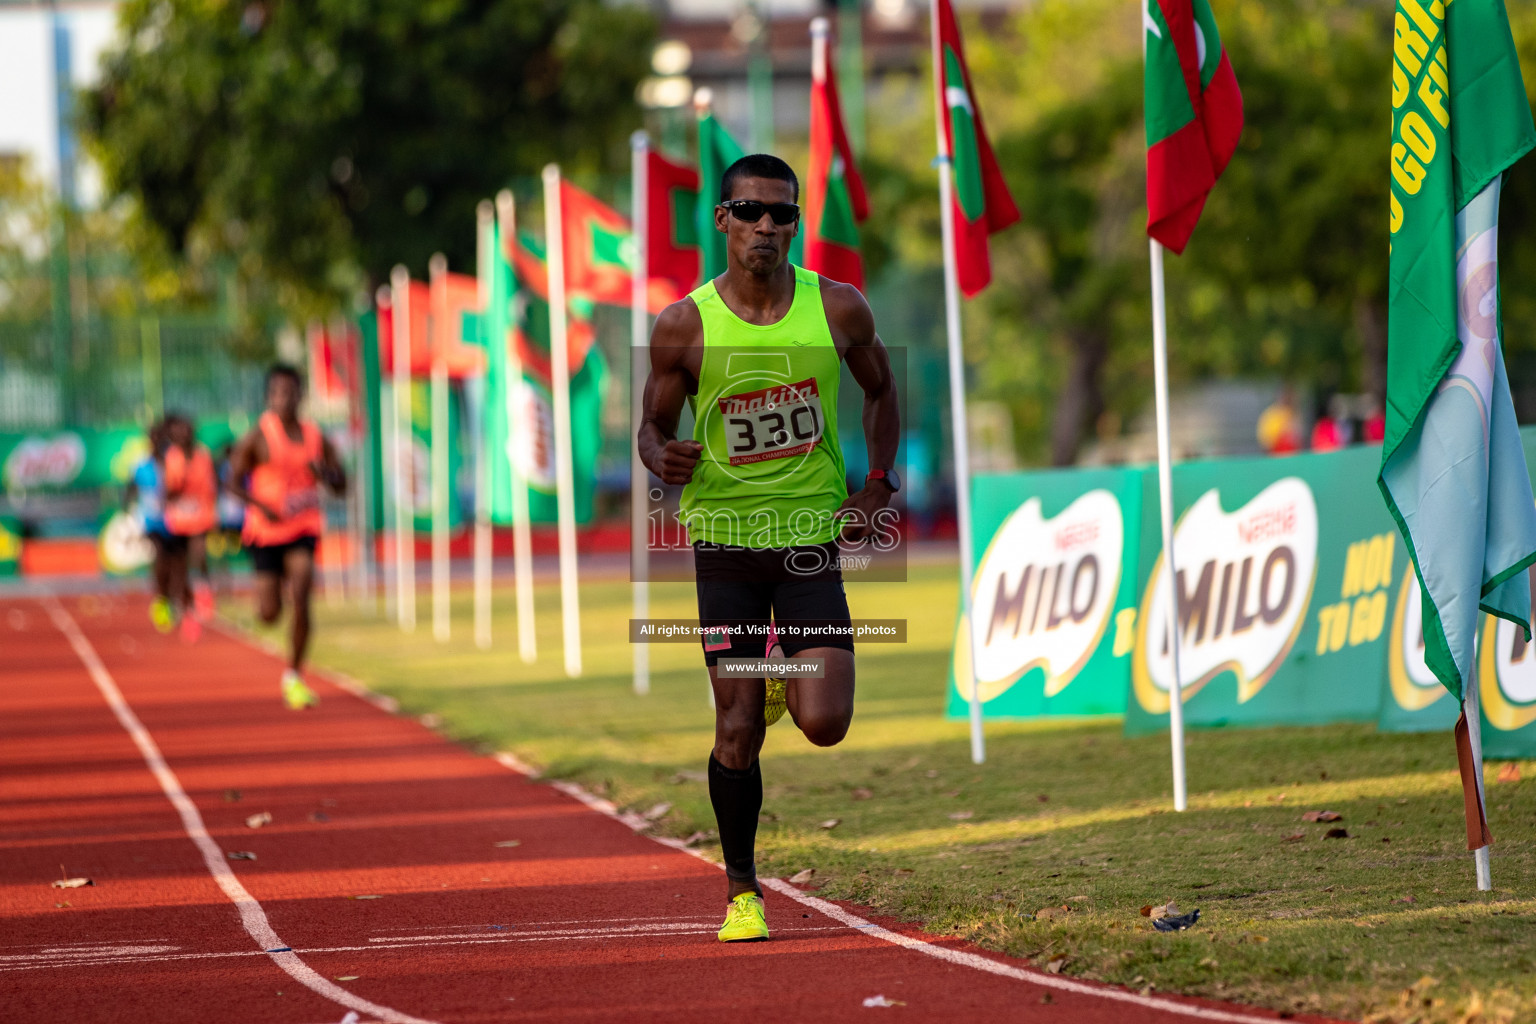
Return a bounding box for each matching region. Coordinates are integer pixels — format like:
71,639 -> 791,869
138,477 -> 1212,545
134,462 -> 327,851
249,535 -> 318,576
693,541 -> 854,666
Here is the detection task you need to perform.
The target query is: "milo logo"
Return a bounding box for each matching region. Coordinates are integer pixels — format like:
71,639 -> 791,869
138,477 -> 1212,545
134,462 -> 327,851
1386,565 -> 1451,711
953,489 -> 1123,702
1479,613 -> 1536,732
3,433 -> 86,491
1133,478 -> 1318,712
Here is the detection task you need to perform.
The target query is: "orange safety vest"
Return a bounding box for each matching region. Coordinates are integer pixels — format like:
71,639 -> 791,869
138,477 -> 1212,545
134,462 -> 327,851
242,412 -> 324,546
163,444 -> 217,536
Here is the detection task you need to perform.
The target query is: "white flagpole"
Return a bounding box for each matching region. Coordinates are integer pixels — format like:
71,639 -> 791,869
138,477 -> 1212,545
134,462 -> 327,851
1149,238 -> 1189,811
497,190 -> 538,664
474,202 -> 495,650
1464,676 -> 1493,889
630,131 -> 651,697
543,164 -> 583,678
337,314 -> 372,613
931,0 -> 984,765
377,284 -> 396,620
389,264 -> 416,632
429,254 -> 452,643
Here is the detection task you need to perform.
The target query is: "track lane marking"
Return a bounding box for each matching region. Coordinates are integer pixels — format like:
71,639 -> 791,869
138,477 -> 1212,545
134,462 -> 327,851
40,596 -> 439,1024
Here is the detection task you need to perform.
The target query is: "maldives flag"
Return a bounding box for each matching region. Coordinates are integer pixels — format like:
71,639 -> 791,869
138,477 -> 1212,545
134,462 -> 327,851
646,149 -> 701,305
933,0 -> 1018,297
697,110 -> 747,281
559,180 -> 633,307
432,270 -> 488,378
1143,0 -> 1243,254
806,25 -> 870,290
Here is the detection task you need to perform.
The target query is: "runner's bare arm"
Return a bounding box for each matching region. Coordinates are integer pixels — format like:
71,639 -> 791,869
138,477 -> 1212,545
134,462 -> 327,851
638,300 -> 704,486
226,431 -> 281,522
313,435 -> 348,496
825,282 -> 900,541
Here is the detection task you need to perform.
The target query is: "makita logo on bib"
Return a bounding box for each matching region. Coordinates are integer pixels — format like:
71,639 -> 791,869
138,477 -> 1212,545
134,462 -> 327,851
1134,478 -> 1318,711
959,489 -> 1123,700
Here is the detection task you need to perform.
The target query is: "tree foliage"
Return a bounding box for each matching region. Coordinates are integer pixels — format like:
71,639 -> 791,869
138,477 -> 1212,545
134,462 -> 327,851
83,0 -> 656,317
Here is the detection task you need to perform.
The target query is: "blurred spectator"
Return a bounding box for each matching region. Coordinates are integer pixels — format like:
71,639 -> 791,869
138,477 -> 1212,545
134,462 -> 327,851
1310,394 -> 1350,452
1361,396 -> 1385,443
1257,387 -> 1302,455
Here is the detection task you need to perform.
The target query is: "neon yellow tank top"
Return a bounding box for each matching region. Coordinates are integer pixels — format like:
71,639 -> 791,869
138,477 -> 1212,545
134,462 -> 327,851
679,266 -> 847,548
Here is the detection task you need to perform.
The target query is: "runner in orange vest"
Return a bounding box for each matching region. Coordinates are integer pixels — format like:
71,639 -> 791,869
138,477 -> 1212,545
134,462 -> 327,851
163,413 -> 219,641
228,364 -> 347,709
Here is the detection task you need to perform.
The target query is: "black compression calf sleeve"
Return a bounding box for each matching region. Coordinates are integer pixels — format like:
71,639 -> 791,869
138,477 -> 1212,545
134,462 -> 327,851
707,754 -> 763,885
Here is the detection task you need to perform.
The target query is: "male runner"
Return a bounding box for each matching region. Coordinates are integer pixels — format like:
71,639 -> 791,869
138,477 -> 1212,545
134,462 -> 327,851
638,154 -> 900,942
228,365 -> 346,709
163,413 -> 218,640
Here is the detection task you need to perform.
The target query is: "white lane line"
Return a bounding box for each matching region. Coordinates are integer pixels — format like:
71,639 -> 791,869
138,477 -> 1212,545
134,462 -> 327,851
495,759 -> 1293,1024
39,597 -> 438,1024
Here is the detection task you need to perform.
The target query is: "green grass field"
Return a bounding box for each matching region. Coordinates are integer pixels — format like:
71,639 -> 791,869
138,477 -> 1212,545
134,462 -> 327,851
293,563 -> 1536,1024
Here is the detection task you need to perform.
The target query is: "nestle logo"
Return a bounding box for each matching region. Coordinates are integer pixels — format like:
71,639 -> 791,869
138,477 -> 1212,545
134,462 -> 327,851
1237,504 -> 1295,545
1053,521 -> 1100,551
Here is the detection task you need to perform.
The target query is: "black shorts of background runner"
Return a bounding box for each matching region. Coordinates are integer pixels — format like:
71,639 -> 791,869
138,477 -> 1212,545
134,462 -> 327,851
694,541 -> 854,666
149,532 -> 189,556
249,535 -> 317,576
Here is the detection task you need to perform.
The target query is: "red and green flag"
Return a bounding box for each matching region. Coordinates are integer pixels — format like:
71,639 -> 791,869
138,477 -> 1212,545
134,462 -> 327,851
558,180 -> 633,308
806,25 -> 870,291
933,0 -> 1018,297
697,109 -> 747,281
646,149 -> 702,306
1143,0 -> 1243,254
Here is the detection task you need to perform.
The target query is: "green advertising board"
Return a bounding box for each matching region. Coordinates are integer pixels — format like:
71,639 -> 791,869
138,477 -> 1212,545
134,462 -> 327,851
1123,446 -> 1396,734
0,420 -> 244,497
944,466 -> 1141,719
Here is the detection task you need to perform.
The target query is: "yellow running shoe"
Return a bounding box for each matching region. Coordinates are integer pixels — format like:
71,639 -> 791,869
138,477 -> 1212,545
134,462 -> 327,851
717,892 -> 769,942
764,627 -> 787,727
281,670 -> 319,710
149,596 -> 175,634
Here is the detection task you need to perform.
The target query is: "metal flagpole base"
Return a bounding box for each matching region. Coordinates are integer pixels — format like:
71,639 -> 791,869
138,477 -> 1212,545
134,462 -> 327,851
1474,846 -> 1492,891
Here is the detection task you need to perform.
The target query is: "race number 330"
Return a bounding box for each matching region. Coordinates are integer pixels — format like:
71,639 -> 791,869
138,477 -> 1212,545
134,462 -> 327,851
717,377 -> 824,466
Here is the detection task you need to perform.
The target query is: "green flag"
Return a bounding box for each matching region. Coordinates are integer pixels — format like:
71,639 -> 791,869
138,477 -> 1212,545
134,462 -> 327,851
1381,0 -> 1536,851
697,111 -> 747,281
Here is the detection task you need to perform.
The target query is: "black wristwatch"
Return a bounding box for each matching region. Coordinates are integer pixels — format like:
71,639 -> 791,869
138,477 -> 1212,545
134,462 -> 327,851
866,468 -> 901,494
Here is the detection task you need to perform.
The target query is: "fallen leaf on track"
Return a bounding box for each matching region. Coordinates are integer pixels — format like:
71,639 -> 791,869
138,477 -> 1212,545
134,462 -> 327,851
1325,827 -> 1351,839
245,811 -> 272,829
1302,810 -> 1342,822
1044,955 -> 1068,974
1035,905 -> 1070,921
1142,901 -> 1177,921
788,868 -> 817,884
1281,833 -> 1306,843
226,851 -> 257,861
493,840 -> 521,848
1497,762 -> 1520,784
819,819 -> 841,830
51,878 -> 92,889
223,790 -> 242,802
308,811 -> 330,823
334,975 -> 359,981
948,810 -> 973,821
350,895 -> 383,900
851,788 -> 873,801
54,902 -> 70,908
862,995 -> 906,1008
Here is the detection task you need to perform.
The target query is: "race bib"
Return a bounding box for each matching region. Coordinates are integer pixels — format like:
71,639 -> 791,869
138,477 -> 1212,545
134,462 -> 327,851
284,485 -> 321,518
716,377 -> 825,467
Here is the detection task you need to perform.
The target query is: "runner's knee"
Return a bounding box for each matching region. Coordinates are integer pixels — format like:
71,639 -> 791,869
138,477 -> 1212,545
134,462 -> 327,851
797,711 -> 850,747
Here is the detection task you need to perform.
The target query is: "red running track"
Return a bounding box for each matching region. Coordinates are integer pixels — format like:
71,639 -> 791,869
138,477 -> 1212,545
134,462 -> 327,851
0,592 -> 1346,1024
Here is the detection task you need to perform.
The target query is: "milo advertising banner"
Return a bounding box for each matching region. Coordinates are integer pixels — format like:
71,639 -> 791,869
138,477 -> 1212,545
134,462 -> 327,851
945,467 -> 1141,719
1125,446 -> 1394,734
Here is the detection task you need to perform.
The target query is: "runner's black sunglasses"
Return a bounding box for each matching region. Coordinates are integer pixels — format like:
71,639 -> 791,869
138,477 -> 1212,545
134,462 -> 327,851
719,200 -> 801,225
